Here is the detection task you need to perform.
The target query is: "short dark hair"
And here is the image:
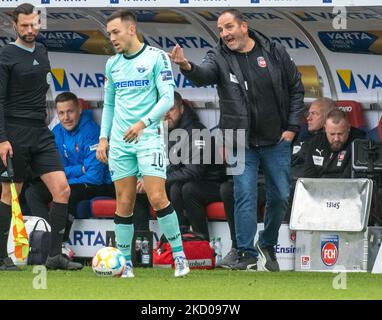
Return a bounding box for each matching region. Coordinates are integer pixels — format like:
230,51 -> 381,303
55,92 -> 79,107
12,3 -> 36,23
219,9 -> 246,23
174,91 -> 183,108
106,9 -> 137,25
326,108 -> 349,125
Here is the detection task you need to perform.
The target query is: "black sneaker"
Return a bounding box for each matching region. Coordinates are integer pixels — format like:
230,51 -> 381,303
231,251 -> 257,271
219,248 -> 239,269
0,257 -> 21,271
256,242 -> 280,272
46,254 -> 83,270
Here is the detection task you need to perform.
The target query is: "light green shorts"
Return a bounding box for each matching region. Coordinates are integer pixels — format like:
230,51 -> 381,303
108,133 -> 166,182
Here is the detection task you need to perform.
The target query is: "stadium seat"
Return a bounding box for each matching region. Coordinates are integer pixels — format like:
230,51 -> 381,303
90,197 -> 115,218
78,98 -> 92,110
368,116 -> 382,141
206,202 -> 226,221
76,200 -> 92,219
335,100 -> 367,131
91,197 -> 157,219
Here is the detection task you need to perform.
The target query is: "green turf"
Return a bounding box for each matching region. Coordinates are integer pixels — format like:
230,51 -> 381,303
0,267 -> 381,300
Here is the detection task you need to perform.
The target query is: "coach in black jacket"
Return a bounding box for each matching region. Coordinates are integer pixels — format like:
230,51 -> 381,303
169,9 -> 305,271
303,108 -> 366,178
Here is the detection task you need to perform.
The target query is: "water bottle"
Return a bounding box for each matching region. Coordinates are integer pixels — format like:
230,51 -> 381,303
135,236 -> 142,263
214,237 -> 223,266
210,237 -> 215,250
141,237 -> 150,265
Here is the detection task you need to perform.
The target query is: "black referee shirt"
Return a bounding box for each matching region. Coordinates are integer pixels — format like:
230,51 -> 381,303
0,42 -> 51,142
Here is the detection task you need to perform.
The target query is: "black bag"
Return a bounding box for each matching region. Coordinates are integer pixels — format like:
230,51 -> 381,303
27,219 -> 51,265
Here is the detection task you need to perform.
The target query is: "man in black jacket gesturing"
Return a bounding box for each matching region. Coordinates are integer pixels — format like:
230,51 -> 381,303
169,9 -> 305,271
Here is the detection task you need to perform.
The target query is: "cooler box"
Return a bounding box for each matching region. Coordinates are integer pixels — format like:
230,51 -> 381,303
290,178 -> 372,272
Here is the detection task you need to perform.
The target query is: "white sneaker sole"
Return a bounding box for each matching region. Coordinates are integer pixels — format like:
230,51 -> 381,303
175,266 -> 190,278
121,273 -> 135,278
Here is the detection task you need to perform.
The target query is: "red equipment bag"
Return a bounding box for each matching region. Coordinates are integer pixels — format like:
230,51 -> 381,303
153,231 -> 216,269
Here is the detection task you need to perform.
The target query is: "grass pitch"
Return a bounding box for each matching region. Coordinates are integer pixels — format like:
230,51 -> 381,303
0,266 -> 382,300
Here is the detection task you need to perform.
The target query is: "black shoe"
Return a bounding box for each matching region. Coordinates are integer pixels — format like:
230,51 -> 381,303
46,254 -> 83,270
0,257 -> 21,271
231,251 -> 257,271
256,242 -> 280,272
219,248 -> 239,269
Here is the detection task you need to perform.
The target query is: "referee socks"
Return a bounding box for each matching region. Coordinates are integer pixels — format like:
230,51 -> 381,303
0,202 -> 12,259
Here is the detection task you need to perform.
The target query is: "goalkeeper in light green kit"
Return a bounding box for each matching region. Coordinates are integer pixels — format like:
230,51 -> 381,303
96,9 -> 190,278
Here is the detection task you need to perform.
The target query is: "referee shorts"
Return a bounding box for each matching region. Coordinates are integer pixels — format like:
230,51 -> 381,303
0,123 -> 64,183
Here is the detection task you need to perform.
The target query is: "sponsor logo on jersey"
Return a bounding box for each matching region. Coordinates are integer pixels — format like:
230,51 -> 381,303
321,235 -> 339,266
160,70 -> 173,81
114,79 -> 150,89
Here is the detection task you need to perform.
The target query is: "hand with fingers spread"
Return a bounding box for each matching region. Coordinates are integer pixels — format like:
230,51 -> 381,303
96,138 -> 109,164
0,141 -> 13,167
168,44 -> 192,71
123,121 -> 145,144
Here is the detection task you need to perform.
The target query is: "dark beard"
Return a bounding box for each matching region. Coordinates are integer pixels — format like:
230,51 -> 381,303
15,29 -> 36,44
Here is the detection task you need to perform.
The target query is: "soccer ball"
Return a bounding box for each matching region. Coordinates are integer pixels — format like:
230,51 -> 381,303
92,247 -> 126,277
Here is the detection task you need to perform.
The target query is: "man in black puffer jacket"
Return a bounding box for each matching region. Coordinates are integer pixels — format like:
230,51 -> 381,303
169,9 -> 305,272
164,92 -> 223,228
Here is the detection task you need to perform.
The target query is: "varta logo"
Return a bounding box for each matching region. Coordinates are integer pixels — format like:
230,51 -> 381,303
114,80 -> 150,88
143,36 -> 213,49
293,11 -> 380,22
197,11 -> 283,21
51,68 -> 70,91
337,69 -> 382,93
337,70 -> 357,93
51,68 -> 105,91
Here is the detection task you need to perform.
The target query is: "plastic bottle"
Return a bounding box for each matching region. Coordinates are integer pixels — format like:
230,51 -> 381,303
214,237 -> 223,266
135,236 -> 142,263
210,237 -> 215,250
141,237 -> 150,265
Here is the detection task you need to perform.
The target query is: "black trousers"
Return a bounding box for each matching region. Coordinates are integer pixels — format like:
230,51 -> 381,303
25,181 -> 151,237
166,182 -> 190,227
181,180 -> 236,247
25,181 -> 116,241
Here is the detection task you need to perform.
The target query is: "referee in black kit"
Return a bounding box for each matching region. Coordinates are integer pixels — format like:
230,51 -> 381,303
0,3 -> 82,271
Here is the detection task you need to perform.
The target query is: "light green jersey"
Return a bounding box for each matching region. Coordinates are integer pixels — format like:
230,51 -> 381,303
100,44 -> 175,142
